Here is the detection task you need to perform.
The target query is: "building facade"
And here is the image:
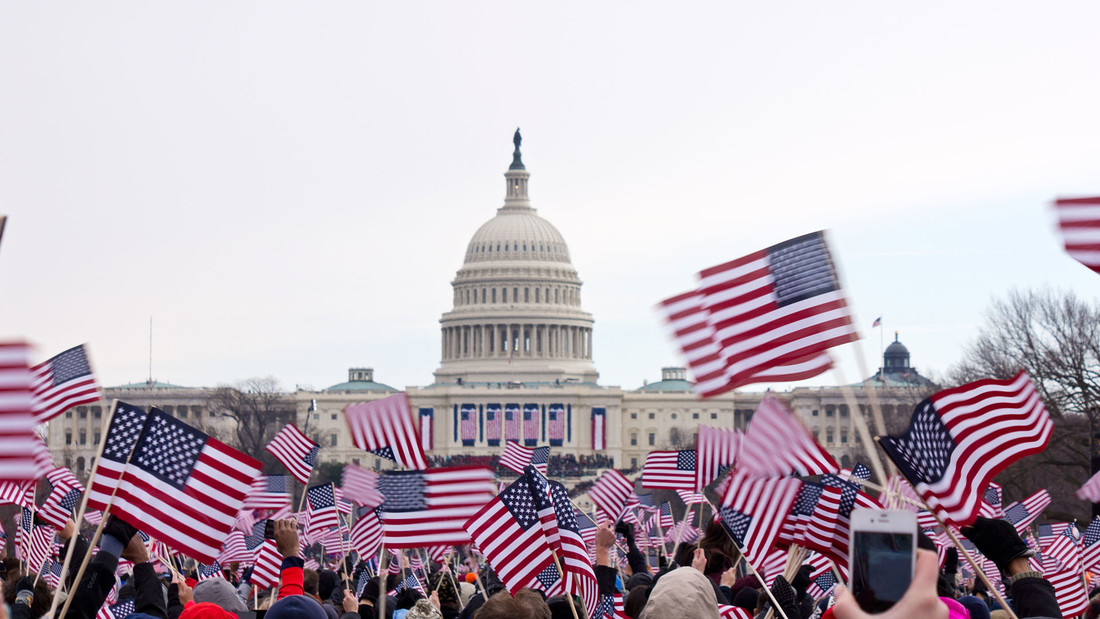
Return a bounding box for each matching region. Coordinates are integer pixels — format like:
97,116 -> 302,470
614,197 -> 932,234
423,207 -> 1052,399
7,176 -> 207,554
47,134 -> 934,482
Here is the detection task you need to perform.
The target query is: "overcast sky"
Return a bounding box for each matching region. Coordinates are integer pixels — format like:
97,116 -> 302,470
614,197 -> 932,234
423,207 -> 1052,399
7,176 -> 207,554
2,2 -> 1099,394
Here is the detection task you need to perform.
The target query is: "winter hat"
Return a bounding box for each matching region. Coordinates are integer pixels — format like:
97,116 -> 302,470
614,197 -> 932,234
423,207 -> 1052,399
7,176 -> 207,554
639,567 -> 719,619
404,598 -> 444,619
178,602 -> 238,619
194,578 -> 249,614
958,595 -> 991,619
265,595 -> 329,619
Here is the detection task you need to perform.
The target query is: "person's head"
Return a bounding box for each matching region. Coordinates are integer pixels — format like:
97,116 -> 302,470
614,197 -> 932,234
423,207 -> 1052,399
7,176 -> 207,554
318,569 -> 341,601
302,569 -> 319,595
473,588 -> 551,619
624,586 -> 651,618
958,595 -> 991,619
395,587 -> 424,610
639,567 -> 718,619
265,594 -> 328,619
672,543 -> 697,567
192,578 -> 249,614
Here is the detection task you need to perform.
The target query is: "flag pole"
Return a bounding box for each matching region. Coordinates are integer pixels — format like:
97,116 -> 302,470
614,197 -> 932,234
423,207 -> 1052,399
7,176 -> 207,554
377,542 -> 388,619
550,550 -> 581,619
831,362 -> 891,485
48,399 -> 122,619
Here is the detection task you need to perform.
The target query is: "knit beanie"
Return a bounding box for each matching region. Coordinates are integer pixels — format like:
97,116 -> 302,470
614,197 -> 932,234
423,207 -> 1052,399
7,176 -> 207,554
265,595 -> 329,619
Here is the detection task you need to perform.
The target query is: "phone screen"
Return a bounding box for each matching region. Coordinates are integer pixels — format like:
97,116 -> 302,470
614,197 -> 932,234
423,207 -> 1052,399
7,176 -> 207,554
851,531 -> 913,613
264,519 -> 275,539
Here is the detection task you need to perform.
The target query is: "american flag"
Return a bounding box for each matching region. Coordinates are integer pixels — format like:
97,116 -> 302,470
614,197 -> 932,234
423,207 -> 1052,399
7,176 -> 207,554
40,486 -> 82,530
1003,489 -> 1052,534
265,424 -> 319,486
342,464 -> 385,508
499,441 -> 549,475
642,450 -> 697,491
523,404 -> 539,445
587,470 -> 633,523
244,475 -> 291,510
675,490 -> 707,505
350,507 -> 384,558
696,425 -> 741,492
243,521 -> 281,589
526,467 -> 601,618
547,404 -> 565,443
1043,562 -> 1090,618
1081,517 -> 1100,572
978,481 -> 1004,518
485,404 -> 502,444
0,342 -> 47,481
377,466 -> 494,548
719,471 -> 801,567
1077,469 -> 1100,503
86,406 -> 262,564
806,561 -> 838,599
393,572 -> 425,595
305,484 -> 341,536
802,476 -> 880,577
879,372 -> 1052,526
217,529 -> 250,564
656,502 -> 674,529
1053,196 -> 1100,274
334,487 -> 354,514
626,492 -> 656,512
0,479 -> 34,508
96,599 -> 135,619
16,507 -> 52,573
464,475 -> 566,597
659,231 -> 854,397
198,561 -> 222,581
460,404 -> 478,445
1040,523 -> 1081,573
776,481 -> 823,547
321,525 -> 352,556
345,393 -> 428,470
504,404 -> 521,441
741,395 -> 837,477
30,344 -> 100,424
663,521 -> 700,545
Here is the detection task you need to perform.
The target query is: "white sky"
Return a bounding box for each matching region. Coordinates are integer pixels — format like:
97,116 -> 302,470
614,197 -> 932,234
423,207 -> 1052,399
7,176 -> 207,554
2,2 -> 1099,393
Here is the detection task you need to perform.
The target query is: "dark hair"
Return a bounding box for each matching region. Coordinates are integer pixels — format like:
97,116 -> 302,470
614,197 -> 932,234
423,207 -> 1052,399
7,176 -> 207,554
474,589 -> 551,619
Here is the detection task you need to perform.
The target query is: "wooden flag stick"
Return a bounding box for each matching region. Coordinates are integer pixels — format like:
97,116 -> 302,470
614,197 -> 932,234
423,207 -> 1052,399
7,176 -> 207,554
49,399 -> 126,619
550,550 -> 581,619
831,363 -> 890,485
377,541 -> 388,619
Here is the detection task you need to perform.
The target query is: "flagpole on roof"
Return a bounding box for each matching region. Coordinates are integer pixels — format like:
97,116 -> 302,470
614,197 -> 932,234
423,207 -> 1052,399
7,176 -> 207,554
53,400 -> 143,619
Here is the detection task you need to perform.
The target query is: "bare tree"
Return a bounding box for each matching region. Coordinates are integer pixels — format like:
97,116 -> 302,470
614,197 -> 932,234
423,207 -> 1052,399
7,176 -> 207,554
207,376 -> 297,464
951,288 -> 1098,521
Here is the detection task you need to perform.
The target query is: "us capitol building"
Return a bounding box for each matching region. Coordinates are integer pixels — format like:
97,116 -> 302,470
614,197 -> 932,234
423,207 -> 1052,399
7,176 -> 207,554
48,132 -> 933,479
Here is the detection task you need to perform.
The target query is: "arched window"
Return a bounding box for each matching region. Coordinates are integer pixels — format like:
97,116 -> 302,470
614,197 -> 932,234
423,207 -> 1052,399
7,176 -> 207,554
535,288 -> 540,303
525,288 -> 530,303
503,288 -> 508,303
492,288 -> 497,303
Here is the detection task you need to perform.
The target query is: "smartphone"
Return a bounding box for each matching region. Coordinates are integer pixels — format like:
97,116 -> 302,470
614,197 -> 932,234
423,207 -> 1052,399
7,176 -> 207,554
264,519 -> 275,539
849,509 -> 916,613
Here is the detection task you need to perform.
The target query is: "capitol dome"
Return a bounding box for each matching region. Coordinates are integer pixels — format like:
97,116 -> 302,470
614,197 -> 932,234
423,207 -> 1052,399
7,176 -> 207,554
434,131 -> 598,385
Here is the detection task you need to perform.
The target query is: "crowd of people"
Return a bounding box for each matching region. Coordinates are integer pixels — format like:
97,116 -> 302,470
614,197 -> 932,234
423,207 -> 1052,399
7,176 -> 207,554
424,453 -> 617,478
0,512 -> 1084,619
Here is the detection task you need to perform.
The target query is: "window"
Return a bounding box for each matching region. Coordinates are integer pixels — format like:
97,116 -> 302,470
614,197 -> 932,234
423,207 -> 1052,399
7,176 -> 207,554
192,406 -> 202,418
331,413 -> 338,421
525,288 -> 530,302
825,406 -> 835,417
648,413 -> 655,420
503,288 -> 508,303
94,432 -> 101,444
65,432 -> 72,445
711,413 -> 718,420
812,409 -> 819,416
693,413 -> 699,419
648,433 -> 656,446
492,289 -> 497,303
330,434 -> 338,447
65,411 -> 72,419
630,434 -> 638,446
78,407 -> 88,419
312,413 -> 319,420
79,431 -> 87,445
825,429 -> 834,444
839,405 -> 849,417
92,406 -> 102,418
352,458 -> 360,466
631,458 -> 638,468
179,407 -> 188,419
163,406 -> 174,415
840,430 -> 849,444
671,413 -> 677,420
630,413 -> 637,419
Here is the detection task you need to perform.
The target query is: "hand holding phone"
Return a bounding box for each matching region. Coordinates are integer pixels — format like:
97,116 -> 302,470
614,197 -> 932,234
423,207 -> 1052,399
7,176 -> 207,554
832,549 -> 947,619
848,509 -> 917,613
